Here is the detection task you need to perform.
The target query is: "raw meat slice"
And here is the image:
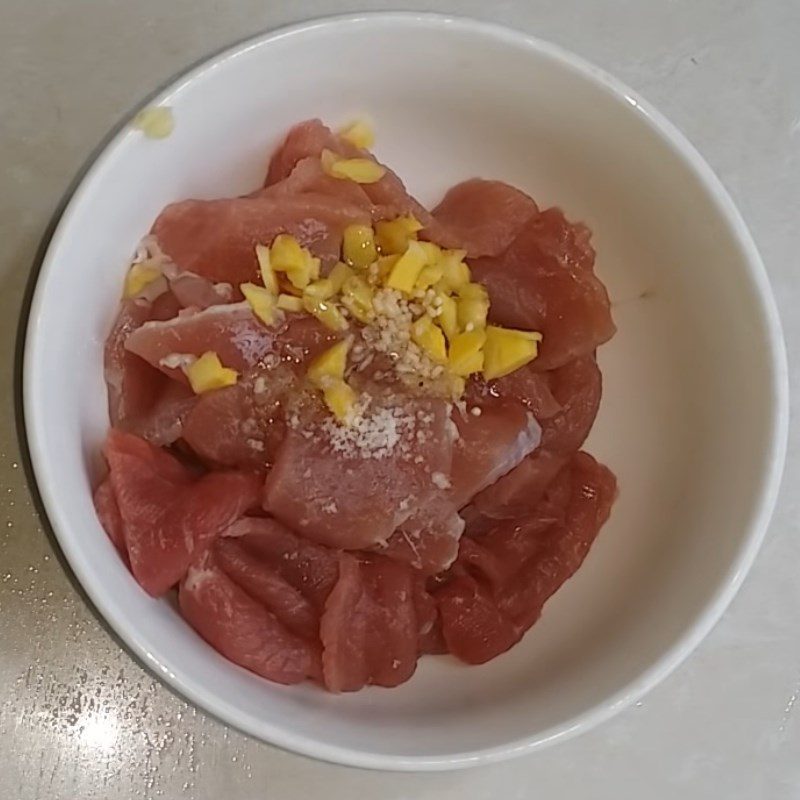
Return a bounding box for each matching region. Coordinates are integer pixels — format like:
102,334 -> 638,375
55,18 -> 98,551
470,209 -> 615,370
101,430 -> 261,596
222,517 -> 339,611
320,553 -> 420,692
152,191 -> 371,285
264,392 -> 456,551
166,267 -> 235,310
214,516 -> 339,640
179,549 -> 320,685
93,478 -> 125,556
214,537 -> 319,641
435,574 -> 521,664
377,504 -> 465,575
449,402 -> 541,509
126,304 -> 338,382
437,452 -> 616,664
120,379 -> 197,447
265,119 -> 434,227
182,366 -> 298,469
271,156 -> 374,210
104,294 -> 180,428
430,179 -> 539,258
473,355 -> 602,519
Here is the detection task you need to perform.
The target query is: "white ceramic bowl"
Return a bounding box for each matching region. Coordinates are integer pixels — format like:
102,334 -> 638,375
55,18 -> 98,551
24,13 -> 788,770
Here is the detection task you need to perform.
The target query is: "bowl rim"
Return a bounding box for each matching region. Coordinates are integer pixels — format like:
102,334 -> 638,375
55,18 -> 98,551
22,11 -> 789,771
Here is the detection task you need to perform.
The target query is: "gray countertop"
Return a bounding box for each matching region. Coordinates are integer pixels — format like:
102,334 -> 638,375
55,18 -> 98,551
1,1 -> 799,798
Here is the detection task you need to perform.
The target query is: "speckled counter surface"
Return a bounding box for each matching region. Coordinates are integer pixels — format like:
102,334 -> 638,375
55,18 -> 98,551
1,1 -> 798,798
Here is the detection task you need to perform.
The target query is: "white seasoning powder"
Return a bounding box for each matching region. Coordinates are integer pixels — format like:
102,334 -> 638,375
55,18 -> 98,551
431,471 -> 451,490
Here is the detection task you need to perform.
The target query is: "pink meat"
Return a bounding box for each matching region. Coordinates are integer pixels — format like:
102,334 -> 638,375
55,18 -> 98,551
152,191 -> 371,285
93,478 -> 126,557
182,366 -> 298,469
179,549 -> 320,685
100,430 -> 261,596
264,393 -> 457,551
125,304 -> 338,382
470,208 -> 615,370
437,451 -> 616,664
166,268 -> 236,310
320,553 -> 420,692
377,504 -> 465,576
222,517 -> 339,610
265,119 -> 434,227
430,179 -> 539,258
449,402 -> 541,509
105,294 -> 180,427
214,516 -> 339,640
473,355 -> 602,519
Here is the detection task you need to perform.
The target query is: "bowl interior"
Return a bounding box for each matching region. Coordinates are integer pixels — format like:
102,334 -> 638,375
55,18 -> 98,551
25,14 -> 785,769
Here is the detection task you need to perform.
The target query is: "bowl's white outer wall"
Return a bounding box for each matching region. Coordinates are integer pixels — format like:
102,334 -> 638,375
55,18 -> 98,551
23,14 -> 788,770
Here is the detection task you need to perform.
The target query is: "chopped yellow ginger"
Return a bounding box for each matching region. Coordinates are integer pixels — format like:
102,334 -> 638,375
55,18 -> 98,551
341,274 -> 374,323
307,339 -> 350,386
277,293 -> 304,312
323,379 -> 357,423
448,330 -> 486,377
418,241 -> 442,264
185,352 -> 238,394
241,282 -> 279,326
482,326 -> 542,380
321,149 -> 385,184
415,263 -> 444,290
372,254 -> 399,285
328,261 -> 354,293
457,282 -> 490,331
343,224 -> 377,269
255,244 -> 279,294
386,240 -> 429,294
411,316 -> 447,364
436,292 -> 459,340
304,278 -> 336,300
133,106 -> 174,139
339,119 -> 375,149
270,234 -> 316,289
303,295 -> 349,331
124,261 -> 161,298
438,250 -> 470,291
375,215 -> 423,255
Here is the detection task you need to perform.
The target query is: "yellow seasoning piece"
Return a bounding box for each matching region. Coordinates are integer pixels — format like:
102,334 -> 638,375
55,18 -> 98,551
304,278 -> 336,301
411,315 -> 447,364
277,293 -> 304,312
415,263 -> 444,291
133,106 -> 174,139
375,215 -> 423,255
342,224 -> 378,269
448,329 -> 486,377
438,249 -> 470,291
303,295 -> 349,331
185,351 -> 238,394
339,119 -> 375,149
322,379 -> 357,423
321,149 -> 385,184
307,339 -> 350,385
340,274 -> 375,323
124,261 -> 161,298
270,234 -> 315,289
456,282 -> 490,331
240,282 -> 279,326
435,292 -> 459,340
418,241 -> 442,264
255,244 -> 279,294
328,261 -> 354,293
482,326 -> 542,380
386,240 -> 429,294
